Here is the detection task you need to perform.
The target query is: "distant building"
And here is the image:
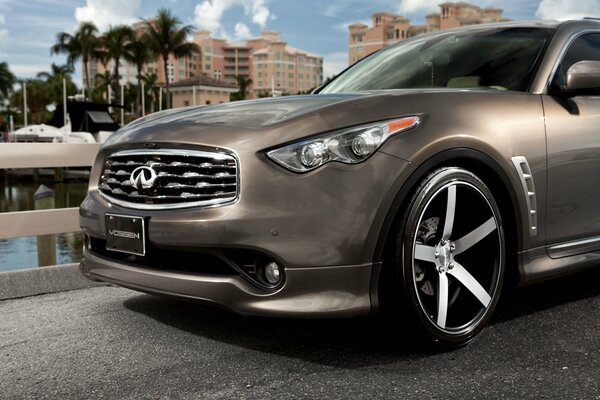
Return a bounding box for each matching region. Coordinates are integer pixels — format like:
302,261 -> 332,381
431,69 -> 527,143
169,75 -> 238,108
249,31 -> 323,97
348,2 -> 510,65
193,30 -> 227,82
87,29 -> 323,103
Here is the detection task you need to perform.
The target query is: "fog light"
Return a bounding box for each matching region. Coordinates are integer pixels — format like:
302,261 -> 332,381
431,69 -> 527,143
264,261 -> 282,285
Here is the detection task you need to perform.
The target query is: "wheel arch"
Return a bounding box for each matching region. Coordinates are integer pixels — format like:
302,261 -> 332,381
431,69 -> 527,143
371,148 -> 524,312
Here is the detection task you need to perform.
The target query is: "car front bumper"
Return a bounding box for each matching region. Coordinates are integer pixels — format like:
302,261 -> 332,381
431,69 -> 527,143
80,248 -> 376,317
79,148 -> 412,317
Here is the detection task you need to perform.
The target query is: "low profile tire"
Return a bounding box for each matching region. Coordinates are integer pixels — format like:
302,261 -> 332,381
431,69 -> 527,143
396,167 -> 505,347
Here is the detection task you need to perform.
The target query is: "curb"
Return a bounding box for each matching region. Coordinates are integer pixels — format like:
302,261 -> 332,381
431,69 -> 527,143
0,264 -> 106,300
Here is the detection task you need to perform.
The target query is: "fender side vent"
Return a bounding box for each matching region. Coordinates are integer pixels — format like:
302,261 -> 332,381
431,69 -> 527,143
511,156 -> 538,236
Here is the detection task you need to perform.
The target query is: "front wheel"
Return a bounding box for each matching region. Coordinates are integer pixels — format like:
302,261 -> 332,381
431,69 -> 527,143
396,167 -> 505,347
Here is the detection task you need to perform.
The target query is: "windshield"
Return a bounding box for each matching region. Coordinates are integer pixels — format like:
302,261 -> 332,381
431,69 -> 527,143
321,27 -> 552,94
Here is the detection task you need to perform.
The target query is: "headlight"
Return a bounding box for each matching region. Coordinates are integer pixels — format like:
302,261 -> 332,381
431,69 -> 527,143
266,116 -> 421,173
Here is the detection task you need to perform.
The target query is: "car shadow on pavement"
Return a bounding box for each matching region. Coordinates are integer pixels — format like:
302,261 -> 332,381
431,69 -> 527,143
493,266 -> 600,322
122,266 -> 600,365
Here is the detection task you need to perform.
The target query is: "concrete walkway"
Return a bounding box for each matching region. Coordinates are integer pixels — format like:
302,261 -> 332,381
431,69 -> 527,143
0,264 -> 103,300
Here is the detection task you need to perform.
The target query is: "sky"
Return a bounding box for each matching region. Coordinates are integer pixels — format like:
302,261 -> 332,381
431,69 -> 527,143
1,0 -> 600,84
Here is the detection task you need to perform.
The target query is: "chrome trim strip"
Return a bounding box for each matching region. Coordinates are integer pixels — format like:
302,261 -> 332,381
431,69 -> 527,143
511,156 -> 538,236
548,235 -> 600,259
98,148 -> 241,211
110,148 -> 234,161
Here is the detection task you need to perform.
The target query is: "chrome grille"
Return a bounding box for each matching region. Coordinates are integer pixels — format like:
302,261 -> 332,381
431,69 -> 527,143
98,149 -> 239,209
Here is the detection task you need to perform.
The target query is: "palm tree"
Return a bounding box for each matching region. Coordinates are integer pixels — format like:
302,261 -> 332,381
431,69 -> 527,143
36,63 -> 73,81
143,8 -> 199,108
10,79 -> 54,124
141,72 -> 159,112
102,25 -> 134,103
231,76 -> 252,101
93,71 -> 112,103
124,82 -> 138,117
124,34 -> 154,116
51,21 -> 100,100
36,63 -> 77,105
0,62 -> 16,100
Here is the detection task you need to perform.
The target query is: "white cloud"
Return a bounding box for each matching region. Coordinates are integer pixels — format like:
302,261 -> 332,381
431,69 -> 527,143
396,0 -> 440,15
75,0 -> 142,32
323,51 -> 348,78
194,0 -> 227,31
249,0 -> 271,26
234,22 -> 251,39
536,0 -> 600,20
193,0 -> 274,37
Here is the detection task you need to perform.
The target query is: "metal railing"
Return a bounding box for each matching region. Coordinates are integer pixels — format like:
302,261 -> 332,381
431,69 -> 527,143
0,143 -> 100,240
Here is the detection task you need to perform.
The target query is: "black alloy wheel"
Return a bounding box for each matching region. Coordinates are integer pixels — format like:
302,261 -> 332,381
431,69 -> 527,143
397,167 -> 505,347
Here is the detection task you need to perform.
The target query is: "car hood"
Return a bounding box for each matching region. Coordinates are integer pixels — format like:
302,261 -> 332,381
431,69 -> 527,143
121,94 -> 362,130
102,88 -> 504,149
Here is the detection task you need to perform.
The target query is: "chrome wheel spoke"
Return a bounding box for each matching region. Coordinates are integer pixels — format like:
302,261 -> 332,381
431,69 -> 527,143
442,185 -> 456,240
448,262 -> 491,308
437,273 -> 449,328
414,244 -> 436,263
453,217 -> 497,255
410,174 -> 502,339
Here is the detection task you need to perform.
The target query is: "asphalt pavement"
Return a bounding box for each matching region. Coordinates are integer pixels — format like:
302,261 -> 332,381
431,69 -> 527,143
1,268 -> 599,400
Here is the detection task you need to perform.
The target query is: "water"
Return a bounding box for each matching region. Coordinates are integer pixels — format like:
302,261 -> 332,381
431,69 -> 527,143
0,171 -> 89,271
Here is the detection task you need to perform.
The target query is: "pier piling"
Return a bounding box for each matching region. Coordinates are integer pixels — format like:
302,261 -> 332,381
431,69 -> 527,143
34,184 -> 56,267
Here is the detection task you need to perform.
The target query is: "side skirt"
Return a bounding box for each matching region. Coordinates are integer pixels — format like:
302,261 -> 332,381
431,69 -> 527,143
518,245 -> 600,286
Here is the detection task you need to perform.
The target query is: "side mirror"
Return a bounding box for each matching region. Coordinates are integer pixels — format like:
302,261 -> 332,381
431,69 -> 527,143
559,60 -> 600,96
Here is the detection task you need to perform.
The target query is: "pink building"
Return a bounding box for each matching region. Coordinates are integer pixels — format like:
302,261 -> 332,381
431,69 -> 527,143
88,29 -> 323,101
349,2 -> 510,65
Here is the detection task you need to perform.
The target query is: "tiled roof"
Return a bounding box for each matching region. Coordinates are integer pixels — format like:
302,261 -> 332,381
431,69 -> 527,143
170,75 -> 238,89
253,44 -> 321,59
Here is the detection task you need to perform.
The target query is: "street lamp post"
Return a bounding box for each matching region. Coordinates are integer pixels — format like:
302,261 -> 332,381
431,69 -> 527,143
141,82 -> 145,116
22,81 -> 28,127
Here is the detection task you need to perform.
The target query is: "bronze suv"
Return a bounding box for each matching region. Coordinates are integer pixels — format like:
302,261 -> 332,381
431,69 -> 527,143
80,19 -> 600,346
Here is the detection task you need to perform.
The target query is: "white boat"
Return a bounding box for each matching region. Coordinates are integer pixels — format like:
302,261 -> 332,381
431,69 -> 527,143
10,123 -> 96,143
10,101 -> 123,144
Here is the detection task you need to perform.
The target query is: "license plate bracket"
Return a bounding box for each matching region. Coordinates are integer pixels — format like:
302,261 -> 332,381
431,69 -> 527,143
105,213 -> 146,256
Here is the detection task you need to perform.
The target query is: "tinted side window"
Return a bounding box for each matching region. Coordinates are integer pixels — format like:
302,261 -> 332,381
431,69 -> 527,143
553,33 -> 600,88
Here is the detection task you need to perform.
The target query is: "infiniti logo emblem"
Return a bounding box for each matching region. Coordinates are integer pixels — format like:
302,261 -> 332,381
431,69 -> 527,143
130,166 -> 158,190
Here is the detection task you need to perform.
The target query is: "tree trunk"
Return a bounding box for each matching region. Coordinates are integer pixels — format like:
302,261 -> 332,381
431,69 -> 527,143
163,56 -> 170,109
83,56 -> 91,101
136,68 -> 142,117
114,56 -> 120,104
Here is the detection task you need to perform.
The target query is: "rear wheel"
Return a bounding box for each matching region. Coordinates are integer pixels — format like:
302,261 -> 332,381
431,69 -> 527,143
396,167 -> 505,347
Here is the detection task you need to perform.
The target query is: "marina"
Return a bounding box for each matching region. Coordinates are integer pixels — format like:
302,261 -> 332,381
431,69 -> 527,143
0,170 -> 88,271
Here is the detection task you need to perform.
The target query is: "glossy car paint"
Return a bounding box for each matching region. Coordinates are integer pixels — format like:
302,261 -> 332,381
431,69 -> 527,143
80,96 -> 415,316
80,19 -> 600,316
